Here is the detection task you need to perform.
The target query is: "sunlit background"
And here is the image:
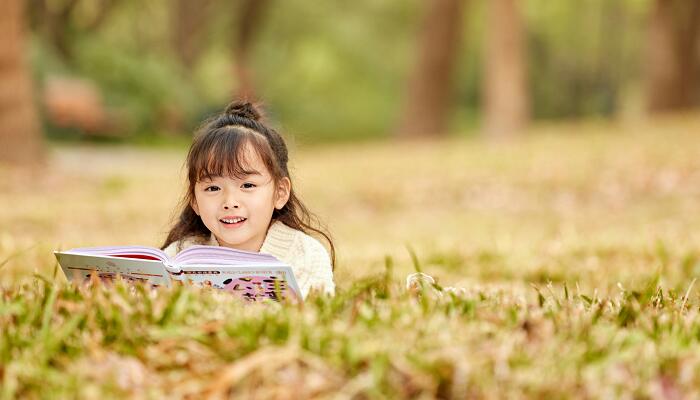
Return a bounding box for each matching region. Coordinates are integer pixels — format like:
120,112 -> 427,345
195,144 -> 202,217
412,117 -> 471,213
4,1 -> 700,397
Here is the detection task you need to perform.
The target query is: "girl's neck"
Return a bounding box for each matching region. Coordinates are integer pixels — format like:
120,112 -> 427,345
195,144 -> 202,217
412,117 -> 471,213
211,221 -> 277,252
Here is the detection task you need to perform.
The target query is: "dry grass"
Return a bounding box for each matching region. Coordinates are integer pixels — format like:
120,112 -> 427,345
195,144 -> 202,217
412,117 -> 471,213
2,115 -> 700,398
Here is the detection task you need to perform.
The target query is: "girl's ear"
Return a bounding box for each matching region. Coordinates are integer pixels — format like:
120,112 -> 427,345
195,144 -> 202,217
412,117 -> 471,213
274,177 -> 291,210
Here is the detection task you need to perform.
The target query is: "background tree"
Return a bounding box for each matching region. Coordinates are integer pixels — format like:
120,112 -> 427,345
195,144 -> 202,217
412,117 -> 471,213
232,0 -> 271,100
645,0 -> 700,112
171,0 -> 216,71
395,0 -> 465,138
8,0 -> 685,141
483,0 -> 529,139
0,0 -> 45,166
27,0 -> 120,64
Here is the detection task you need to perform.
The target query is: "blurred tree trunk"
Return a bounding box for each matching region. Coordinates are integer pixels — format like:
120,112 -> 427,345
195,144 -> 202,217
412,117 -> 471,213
233,0 -> 271,100
597,0 -> 624,115
28,0 -> 119,63
0,0 -> 45,166
171,0 -> 215,70
396,0 -> 465,138
646,0 -> 700,112
483,0 -> 529,139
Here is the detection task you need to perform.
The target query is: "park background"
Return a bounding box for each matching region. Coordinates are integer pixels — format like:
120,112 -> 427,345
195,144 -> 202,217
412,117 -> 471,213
2,0 -> 700,398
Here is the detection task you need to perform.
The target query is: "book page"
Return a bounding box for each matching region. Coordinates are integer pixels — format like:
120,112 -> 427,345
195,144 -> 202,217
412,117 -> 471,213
55,252 -> 172,287
62,246 -> 170,262
176,264 -> 301,302
173,245 -> 282,265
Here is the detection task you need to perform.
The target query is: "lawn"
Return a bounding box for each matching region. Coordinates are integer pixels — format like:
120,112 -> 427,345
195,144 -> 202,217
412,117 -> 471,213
2,116 -> 700,398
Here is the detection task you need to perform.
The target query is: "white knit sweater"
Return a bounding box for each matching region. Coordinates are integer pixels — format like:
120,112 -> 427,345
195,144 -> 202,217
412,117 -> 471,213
163,221 -> 335,298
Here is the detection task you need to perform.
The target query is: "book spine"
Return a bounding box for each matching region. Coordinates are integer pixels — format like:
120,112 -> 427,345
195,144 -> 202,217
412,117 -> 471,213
163,262 -> 185,281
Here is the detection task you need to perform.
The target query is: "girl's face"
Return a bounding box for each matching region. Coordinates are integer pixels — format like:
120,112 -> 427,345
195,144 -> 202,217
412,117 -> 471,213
191,144 -> 290,252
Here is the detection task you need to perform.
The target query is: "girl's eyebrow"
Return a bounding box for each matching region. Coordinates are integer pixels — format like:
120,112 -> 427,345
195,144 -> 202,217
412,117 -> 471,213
198,169 -> 263,182
238,169 -> 262,177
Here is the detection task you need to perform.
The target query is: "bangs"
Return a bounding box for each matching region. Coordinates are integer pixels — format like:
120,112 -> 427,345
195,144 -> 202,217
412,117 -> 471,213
188,127 -> 276,182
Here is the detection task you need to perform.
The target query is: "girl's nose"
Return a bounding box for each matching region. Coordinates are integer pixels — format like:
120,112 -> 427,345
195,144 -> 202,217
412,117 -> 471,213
222,190 -> 240,210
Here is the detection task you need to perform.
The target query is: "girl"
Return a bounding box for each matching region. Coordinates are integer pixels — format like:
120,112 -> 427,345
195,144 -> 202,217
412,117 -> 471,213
162,101 -> 335,298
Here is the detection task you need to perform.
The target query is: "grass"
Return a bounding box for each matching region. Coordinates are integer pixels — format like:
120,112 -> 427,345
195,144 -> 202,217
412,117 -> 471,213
2,115 -> 700,397
3,273 -> 700,398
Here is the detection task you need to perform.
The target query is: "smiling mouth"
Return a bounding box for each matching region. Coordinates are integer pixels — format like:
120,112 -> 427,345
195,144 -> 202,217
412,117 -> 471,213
220,217 -> 247,225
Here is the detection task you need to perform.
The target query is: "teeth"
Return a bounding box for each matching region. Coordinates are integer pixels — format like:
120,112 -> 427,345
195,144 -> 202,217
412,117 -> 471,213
221,217 -> 246,224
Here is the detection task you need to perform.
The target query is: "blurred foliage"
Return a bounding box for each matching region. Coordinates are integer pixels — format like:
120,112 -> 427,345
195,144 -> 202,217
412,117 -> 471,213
28,0 -> 654,142
525,0 -> 650,119
253,1 -> 418,141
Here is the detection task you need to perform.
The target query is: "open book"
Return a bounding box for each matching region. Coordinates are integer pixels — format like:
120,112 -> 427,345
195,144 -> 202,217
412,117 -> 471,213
54,245 -> 301,302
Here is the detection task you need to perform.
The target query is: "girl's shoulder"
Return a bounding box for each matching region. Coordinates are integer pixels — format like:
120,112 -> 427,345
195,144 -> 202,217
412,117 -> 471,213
262,221 -> 335,297
261,221 -> 331,265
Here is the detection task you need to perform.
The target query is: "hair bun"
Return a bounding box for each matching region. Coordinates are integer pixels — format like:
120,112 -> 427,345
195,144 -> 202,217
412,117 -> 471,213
224,101 -> 262,121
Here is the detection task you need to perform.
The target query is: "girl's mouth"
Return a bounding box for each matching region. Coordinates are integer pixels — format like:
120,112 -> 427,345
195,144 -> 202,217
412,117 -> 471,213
220,217 -> 247,226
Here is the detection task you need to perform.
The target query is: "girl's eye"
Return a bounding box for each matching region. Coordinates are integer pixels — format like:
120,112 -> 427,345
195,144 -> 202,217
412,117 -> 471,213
241,182 -> 256,189
204,186 -> 220,192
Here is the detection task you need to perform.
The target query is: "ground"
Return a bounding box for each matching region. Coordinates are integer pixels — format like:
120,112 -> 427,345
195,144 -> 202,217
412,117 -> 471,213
2,116 -> 700,397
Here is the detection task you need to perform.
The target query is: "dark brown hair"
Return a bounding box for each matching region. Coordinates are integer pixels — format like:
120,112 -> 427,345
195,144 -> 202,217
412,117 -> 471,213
162,101 -> 335,266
